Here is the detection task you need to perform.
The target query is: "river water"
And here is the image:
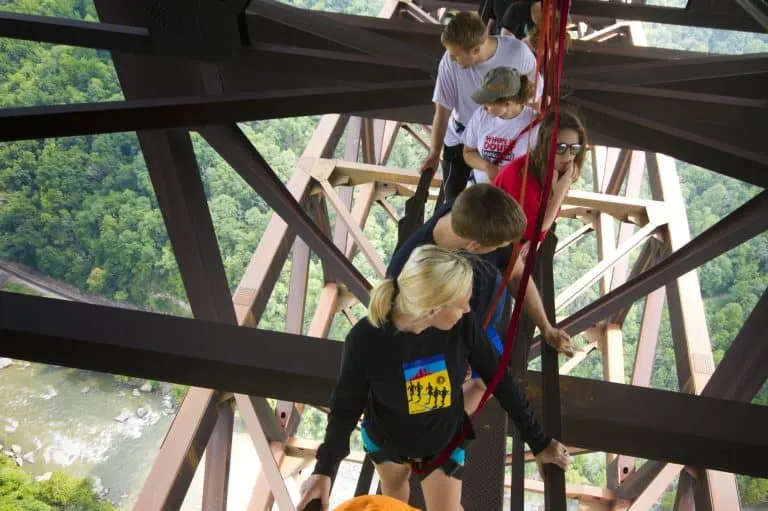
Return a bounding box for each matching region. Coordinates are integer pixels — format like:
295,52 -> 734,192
0,359 -> 174,507
0,358 -> 365,510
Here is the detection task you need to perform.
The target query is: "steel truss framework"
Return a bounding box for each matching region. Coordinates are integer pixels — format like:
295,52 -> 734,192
0,0 -> 766,510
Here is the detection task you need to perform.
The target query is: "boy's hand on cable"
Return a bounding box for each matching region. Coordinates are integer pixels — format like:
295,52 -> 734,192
542,326 -> 574,358
535,439 -> 571,479
297,474 -> 332,511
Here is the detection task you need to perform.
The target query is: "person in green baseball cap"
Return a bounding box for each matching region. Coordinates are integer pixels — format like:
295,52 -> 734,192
461,66 -> 541,185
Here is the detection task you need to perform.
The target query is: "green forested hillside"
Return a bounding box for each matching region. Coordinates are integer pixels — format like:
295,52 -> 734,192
0,0 -> 765,507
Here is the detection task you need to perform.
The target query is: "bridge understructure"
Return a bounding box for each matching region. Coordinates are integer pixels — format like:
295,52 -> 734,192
0,0 -> 766,510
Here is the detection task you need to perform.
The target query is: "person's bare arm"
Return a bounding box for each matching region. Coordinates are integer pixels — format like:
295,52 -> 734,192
540,165 -> 574,233
421,104 -> 451,173
463,146 -> 500,180
508,255 -> 574,356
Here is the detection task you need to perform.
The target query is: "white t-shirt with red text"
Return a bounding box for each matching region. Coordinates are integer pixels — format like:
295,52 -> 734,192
432,35 -> 542,147
463,105 -> 540,184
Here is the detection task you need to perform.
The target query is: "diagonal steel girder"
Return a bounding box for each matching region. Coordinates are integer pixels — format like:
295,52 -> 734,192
2,291 -> 767,478
198,124 -> 372,304
529,189 -> 768,360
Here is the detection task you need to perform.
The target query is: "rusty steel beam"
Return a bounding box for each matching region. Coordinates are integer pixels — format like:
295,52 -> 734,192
569,0 -> 764,32
229,114 -> 348,323
617,153 -> 741,510
619,256 -> 768,510
631,289 -> 666,388
555,222 -> 661,313
565,96 -> 768,188
608,152 -> 646,295
310,195 -> 337,286
203,400 -> 235,510
327,159 -> 442,188
330,117 -> 362,264
0,80 -> 433,143
319,180 -> 387,279
538,232 -> 567,510
567,82 -> 765,151
235,395 -> 295,511
0,292 -> 341,405
0,11 -> 155,53
562,190 -> 655,225
609,240 -> 661,327
565,53 -> 768,89
603,149 -> 633,196
379,121 -> 401,166
132,128 -> 241,510
234,171 -> 313,327
734,0 -> 768,30
532,189 -> 768,353
245,0 -> 437,72
555,224 -> 593,256
285,227 -> 311,335
402,123 -> 431,151
199,124 -> 372,304
4,292 -> 768,477
703,288 -> 768,402
399,0 -> 441,23
344,183 -> 378,263
361,118 -> 387,165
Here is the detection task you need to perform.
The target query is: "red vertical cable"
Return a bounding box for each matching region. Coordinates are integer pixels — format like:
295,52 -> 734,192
410,0 -> 571,476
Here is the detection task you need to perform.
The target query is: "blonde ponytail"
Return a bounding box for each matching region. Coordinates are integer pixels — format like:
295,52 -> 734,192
367,245 -> 473,328
368,279 -> 397,328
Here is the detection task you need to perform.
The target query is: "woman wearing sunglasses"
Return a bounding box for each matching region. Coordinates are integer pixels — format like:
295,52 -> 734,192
492,109 -> 587,252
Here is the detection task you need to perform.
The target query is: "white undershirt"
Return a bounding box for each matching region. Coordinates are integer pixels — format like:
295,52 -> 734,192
463,106 -> 540,184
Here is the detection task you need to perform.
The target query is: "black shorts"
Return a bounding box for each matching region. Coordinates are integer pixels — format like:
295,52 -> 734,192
440,143 -> 472,204
360,419 -> 475,481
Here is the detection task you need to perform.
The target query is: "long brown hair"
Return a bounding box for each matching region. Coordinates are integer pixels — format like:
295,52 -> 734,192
530,108 -> 588,186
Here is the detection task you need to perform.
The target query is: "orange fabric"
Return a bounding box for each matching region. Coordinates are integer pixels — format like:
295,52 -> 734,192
333,495 -> 419,511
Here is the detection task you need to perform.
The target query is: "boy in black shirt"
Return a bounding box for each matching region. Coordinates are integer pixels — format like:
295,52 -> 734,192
388,184 -> 573,414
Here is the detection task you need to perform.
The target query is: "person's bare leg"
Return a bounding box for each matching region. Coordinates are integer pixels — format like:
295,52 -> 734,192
421,467 -> 463,511
375,461 -> 411,504
463,379 -> 489,415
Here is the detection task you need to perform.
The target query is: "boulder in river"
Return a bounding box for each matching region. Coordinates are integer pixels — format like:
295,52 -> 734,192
114,409 -> 132,423
136,406 -> 150,419
0,358 -> 12,369
139,382 -> 153,393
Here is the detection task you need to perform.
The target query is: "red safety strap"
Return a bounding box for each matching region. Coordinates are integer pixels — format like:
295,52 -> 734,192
489,117 -> 541,167
409,0 -> 571,476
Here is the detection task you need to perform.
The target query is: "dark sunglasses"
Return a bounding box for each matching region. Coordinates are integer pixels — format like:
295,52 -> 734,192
555,143 -> 584,156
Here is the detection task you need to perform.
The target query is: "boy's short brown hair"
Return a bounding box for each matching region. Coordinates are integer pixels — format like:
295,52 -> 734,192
451,184 -> 526,246
440,12 -> 487,50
